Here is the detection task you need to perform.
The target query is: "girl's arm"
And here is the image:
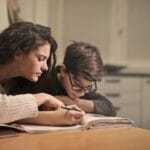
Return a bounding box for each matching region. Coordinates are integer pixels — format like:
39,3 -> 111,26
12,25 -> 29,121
18,109 -> 85,126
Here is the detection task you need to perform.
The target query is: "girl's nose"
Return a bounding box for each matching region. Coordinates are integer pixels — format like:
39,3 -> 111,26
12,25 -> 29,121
42,63 -> 48,71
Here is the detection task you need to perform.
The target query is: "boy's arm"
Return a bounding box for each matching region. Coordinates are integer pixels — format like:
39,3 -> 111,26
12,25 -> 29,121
55,95 -> 94,113
55,92 -> 116,116
82,92 -> 116,116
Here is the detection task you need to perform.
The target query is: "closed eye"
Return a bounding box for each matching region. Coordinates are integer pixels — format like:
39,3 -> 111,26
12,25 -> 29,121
38,55 -> 47,62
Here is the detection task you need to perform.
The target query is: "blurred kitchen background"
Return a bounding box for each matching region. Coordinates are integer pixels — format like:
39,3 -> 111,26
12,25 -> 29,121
1,0 -> 150,129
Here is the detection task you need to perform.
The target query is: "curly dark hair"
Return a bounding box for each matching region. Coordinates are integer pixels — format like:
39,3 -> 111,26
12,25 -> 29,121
0,21 -> 57,70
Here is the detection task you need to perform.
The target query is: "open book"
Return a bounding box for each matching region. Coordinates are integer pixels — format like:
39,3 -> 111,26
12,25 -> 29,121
0,127 -> 19,139
0,114 -> 134,134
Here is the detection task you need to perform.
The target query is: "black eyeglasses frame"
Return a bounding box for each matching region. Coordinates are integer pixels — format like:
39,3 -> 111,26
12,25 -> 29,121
68,72 -> 97,93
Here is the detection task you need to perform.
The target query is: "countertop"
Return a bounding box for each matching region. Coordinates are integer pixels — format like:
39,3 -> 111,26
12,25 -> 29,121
105,67 -> 150,77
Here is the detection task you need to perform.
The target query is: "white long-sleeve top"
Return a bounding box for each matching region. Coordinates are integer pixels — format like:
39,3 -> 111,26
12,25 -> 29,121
0,85 -> 38,124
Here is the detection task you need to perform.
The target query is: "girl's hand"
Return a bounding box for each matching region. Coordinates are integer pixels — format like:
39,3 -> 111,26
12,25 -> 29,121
49,108 -> 85,125
18,107 -> 85,126
33,93 -> 64,110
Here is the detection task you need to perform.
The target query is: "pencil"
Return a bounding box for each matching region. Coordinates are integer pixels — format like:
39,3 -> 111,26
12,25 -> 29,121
61,106 -> 82,112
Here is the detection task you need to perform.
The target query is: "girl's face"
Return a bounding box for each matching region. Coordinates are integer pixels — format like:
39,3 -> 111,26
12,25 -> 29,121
17,43 -> 50,82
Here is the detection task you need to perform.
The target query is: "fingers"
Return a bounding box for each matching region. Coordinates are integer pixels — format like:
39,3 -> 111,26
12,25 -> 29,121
50,100 -> 64,109
67,105 -> 82,112
61,105 -> 85,125
44,95 -> 65,109
34,93 -> 64,108
39,109 -> 85,126
65,109 -> 85,125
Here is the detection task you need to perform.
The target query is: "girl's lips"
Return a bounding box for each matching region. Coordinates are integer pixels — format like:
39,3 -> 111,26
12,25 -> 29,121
36,72 -> 42,77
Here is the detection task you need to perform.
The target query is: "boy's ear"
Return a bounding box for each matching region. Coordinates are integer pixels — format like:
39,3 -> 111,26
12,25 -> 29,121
59,64 -> 67,76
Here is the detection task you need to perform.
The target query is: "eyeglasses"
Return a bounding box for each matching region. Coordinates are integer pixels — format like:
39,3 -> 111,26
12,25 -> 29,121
68,72 -> 97,93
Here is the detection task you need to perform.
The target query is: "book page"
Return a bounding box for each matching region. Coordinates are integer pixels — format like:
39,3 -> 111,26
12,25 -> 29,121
0,127 -> 19,139
0,123 -> 82,134
18,124 -> 82,134
84,114 -> 134,129
0,114 -> 134,134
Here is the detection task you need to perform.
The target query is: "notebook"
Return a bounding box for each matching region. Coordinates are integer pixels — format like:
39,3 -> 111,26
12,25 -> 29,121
0,127 -> 19,138
0,114 -> 133,134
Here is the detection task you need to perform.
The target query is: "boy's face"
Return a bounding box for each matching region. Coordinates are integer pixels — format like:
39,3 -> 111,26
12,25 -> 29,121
60,68 -> 96,100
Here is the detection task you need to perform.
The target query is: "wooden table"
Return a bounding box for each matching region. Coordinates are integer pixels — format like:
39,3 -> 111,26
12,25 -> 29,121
0,127 -> 150,150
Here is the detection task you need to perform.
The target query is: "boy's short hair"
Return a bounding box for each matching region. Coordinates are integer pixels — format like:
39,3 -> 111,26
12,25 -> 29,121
63,41 -> 104,81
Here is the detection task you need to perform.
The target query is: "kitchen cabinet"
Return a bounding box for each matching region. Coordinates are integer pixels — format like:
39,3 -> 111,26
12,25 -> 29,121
141,77 -> 150,129
98,76 -> 142,127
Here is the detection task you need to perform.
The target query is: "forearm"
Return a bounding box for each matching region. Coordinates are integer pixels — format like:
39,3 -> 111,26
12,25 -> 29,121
75,99 -> 94,113
94,100 -> 116,116
18,109 -> 85,126
18,111 -> 61,125
55,96 -> 94,113
82,92 -> 116,116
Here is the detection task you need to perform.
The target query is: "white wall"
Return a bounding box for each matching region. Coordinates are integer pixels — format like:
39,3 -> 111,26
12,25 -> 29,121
18,0 -> 35,22
62,0 -> 111,63
0,0 -> 9,31
17,0 -> 150,67
127,0 -> 150,67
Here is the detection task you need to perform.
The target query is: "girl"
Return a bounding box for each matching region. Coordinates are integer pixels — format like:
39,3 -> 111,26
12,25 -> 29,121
0,22 -> 84,125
